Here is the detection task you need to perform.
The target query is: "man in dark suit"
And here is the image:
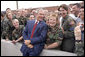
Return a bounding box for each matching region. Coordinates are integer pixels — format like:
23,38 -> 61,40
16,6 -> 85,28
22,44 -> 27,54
20,9 -> 48,56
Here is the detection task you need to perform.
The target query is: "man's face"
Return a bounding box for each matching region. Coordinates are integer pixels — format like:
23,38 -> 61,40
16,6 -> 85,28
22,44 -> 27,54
29,15 -> 35,20
37,10 -> 44,21
24,10 -> 27,13
17,11 -> 22,17
71,5 -> 79,14
13,20 -> 19,29
21,9 -> 26,17
59,7 -> 67,18
31,10 -> 37,17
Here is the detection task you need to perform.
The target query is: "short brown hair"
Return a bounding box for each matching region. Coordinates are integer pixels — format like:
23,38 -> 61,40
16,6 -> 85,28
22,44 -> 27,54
73,3 -> 81,8
58,4 -> 68,11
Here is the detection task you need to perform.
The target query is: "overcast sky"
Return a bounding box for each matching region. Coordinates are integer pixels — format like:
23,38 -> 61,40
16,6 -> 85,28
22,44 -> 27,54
1,1 -> 83,11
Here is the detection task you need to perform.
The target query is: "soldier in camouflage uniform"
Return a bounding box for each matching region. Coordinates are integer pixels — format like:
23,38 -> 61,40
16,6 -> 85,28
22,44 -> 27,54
18,16 -> 27,26
1,12 -> 6,39
1,20 -> 8,40
58,4 -> 76,52
6,13 -> 15,40
14,9 -> 28,27
18,9 -> 28,26
1,12 -> 15,40
74,22 -> 84,56
12,19 -> 24,43
44,13 -> 63,49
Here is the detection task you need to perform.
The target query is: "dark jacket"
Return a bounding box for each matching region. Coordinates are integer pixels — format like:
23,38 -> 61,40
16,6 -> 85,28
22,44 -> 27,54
20,20 -> 48,56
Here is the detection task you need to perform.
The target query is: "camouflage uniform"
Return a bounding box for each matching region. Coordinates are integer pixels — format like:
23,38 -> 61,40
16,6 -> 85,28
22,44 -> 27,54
75,41 -> 84,56
1,15 -> 15,40
12,25 -> 24,43
74,26 -> 84,56
61,15 -> 76,52
1,19 -> 6,39
5,19 -> 15,40
18,16 -> 27,26
46,24 -> 63,49
1,18 -> 9,39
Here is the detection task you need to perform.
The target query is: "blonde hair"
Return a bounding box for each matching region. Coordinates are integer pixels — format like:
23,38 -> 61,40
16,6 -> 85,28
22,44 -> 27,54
49,13 -> 58,21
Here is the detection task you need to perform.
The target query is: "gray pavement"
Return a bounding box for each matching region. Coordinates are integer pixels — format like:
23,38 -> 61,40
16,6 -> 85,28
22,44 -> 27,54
1,39 -> 77,56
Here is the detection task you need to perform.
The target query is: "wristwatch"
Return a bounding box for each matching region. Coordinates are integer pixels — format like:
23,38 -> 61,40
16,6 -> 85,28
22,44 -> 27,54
75,40 -> 82,44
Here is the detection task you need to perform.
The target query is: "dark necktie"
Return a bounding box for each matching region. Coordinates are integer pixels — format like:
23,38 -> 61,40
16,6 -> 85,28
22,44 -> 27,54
30,22 -> 38,38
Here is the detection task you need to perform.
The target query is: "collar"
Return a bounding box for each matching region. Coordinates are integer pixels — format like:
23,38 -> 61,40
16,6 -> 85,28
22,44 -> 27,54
35,19 -> 39,24
63,15 -> 69,19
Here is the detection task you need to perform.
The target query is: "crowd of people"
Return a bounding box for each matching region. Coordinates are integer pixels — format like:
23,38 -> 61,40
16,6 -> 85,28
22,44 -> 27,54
1,2 -> 84,56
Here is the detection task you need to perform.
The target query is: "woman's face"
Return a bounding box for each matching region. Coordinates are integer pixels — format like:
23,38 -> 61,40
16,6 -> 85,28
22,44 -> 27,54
49,17 -> 57,27
8,13 -> 12,20
6,9 -> 12,14
79,8 -> 84,20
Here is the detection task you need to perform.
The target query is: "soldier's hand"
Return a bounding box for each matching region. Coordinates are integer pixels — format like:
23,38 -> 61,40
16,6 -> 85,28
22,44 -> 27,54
27,44 -> 34,48
12,40 -> 16,44
44,44 -> 48,49
24,40 -> 31,45
5,38 -> 9,41
15,40 -> 18,43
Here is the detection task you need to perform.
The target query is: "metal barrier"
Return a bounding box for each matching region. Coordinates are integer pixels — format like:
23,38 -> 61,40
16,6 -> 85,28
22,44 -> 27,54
1,39 -> 77,56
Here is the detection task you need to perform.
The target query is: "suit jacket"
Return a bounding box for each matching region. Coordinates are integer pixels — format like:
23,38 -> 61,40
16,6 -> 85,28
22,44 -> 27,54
20,20 -> 48,55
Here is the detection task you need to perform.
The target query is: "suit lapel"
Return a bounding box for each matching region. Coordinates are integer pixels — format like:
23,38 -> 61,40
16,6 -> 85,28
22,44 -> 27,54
29,20 -> 35,33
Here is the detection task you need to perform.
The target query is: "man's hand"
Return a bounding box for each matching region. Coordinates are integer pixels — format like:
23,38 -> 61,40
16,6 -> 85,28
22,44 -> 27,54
24,40 -> 31,45
24,40 -> 33,48
74,26 -> 81,40
27,44 -> 34,48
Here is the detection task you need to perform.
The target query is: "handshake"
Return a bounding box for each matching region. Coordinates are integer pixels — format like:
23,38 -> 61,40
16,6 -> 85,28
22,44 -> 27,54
24,40 -> 33,48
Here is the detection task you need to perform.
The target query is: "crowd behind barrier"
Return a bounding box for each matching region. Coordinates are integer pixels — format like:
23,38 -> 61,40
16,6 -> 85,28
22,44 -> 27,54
1,1 -> 84,56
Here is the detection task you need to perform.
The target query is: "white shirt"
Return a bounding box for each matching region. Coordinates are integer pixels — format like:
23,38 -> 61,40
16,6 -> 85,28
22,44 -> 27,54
35,19 -> 39,24
59,17 -> 63,28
